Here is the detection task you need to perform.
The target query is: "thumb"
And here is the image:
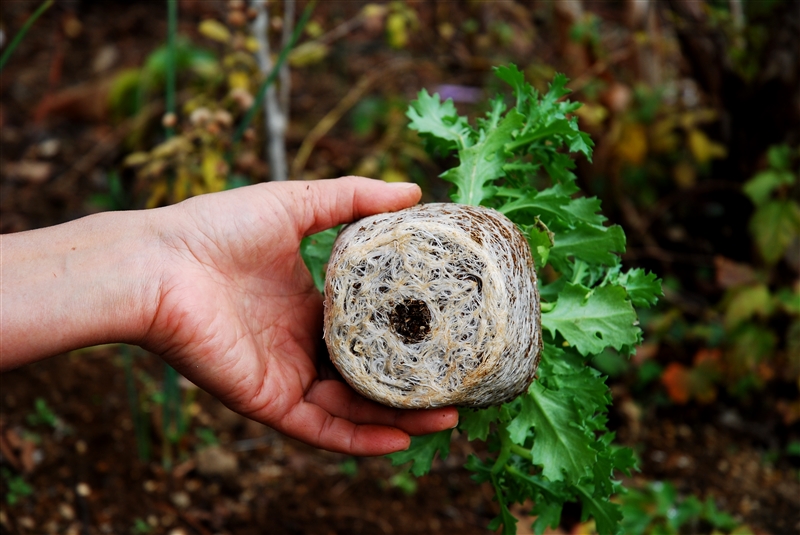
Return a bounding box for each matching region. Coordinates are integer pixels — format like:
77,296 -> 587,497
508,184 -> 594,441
294,176 -> 421,236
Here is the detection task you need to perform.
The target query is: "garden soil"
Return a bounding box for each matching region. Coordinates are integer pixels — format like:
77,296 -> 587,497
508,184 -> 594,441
1,1 -> 799,534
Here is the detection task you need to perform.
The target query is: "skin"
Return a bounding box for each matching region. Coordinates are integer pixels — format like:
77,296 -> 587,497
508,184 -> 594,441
0,177 -> 458,456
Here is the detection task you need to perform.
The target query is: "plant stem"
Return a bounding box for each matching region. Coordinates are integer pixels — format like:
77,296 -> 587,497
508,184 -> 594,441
162,363 -> 181,469
233,0 -> 315,148
540,301 -> 555,312
122,346 -> 150,462
0,0 -> 54,72
510,443 -> 533,460
165,0 -> 178,139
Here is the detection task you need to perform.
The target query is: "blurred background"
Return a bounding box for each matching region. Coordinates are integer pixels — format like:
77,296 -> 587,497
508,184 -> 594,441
0,1 -> 798,534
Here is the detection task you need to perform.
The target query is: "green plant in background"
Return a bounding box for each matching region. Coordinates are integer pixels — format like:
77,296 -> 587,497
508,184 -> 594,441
388,471 -> 418,496
654,144 -> 799,405
743,144 -> 800,265
25,397 -> 58,428
131,517 -> 153,534
337,457 -> 359,478
620,481 -> 745,535
0,468 -> 34,505
121,1 -> 314,206
304,64 -> 662,535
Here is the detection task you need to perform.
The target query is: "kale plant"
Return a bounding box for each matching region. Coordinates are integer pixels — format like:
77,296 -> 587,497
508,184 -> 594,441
303,64 -> 662,535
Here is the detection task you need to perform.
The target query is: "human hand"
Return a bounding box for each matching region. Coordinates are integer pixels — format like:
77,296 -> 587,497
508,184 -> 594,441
143,177 -> 458,455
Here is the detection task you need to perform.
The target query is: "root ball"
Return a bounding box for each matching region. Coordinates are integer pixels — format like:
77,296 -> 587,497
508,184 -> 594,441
323,203 -> 541,408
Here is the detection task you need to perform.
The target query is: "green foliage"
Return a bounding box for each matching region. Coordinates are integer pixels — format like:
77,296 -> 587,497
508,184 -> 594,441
744,144 -> 800,265
656,144 -> 800,404
388,471 -> 418,495
388,430 -> 452,477
194,427 -> 219,448
26,397 -> 58,428
338,458 -> 359,477
300,226 -> 340,292
0,468 -> 34,505
132,517 -> 154,534
383,65 -> 659,534
620,481 -> 742,534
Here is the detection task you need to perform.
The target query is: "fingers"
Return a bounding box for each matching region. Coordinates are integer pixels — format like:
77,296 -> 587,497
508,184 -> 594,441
305,380 -> 459,436
295,176 -> 422,236
276,400 -> 412,456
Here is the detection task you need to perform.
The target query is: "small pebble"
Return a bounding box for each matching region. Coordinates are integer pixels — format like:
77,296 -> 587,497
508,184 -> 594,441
76,482 -> 91,497
170,491 -> 191,509
59,503 -> 75,520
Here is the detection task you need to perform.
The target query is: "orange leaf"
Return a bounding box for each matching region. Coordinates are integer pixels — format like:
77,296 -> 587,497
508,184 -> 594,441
662,362 -> 691,404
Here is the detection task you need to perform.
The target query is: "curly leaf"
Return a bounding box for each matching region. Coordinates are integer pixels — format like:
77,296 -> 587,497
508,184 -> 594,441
615,268 -> 663,308
443,109 -> 525,205
387,429 -> 452,477
406,89 -> 472,152
542,283 -> 639,356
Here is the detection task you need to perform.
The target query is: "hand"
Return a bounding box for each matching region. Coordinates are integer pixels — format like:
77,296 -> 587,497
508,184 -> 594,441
143,177 -> 458,455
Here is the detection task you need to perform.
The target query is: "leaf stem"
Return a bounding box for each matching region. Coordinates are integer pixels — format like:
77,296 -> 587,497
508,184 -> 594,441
540,301 -> 555,313
491,427 -> 513,474
509,443 -> 533,461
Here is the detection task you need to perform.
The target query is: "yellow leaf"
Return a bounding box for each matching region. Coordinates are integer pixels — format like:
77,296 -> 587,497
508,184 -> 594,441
361,4 -> 388,19
201,150 -> 228,192
724,284 -> 773,330
288,42 -> 329,67
573,102 -> 608,128
146,182 -> 168,209
672,160 -> 696,189
173,166 -> 192,203
679,108 -> 717,129
353,155 -> 380,178
228,71 -> 251,91
123,152 -> 150,167
380,168 -> 408,183
438,22 -> 455,41
386,12 -> 408,49
650,116 -> 680,154
688,129 -> 727,164
245,37 -> 259,54
199,19 -> 231,44
615,122 -> 648,165
151,136 -> 191,160
305,20 -> 324,39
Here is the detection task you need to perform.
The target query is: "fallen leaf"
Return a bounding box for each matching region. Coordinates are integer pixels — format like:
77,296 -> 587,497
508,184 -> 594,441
714,256 -> 758,289
662,362 -> 691,404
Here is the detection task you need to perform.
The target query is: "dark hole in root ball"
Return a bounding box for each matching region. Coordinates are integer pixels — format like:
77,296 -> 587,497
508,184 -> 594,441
390,299 -> 432,344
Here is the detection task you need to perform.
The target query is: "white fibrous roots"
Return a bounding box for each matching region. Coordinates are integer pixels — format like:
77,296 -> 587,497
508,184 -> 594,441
323,203 -> 542,409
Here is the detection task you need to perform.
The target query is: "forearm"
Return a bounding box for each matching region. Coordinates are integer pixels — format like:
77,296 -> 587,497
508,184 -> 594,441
0,210 -> 161,370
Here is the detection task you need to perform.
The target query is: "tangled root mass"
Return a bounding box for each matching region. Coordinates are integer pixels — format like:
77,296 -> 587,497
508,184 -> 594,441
323,203 -> 541,408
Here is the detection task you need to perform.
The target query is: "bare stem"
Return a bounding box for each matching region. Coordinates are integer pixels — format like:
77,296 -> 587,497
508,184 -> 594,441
250,0 -> 288,181
280,0 -> 295,114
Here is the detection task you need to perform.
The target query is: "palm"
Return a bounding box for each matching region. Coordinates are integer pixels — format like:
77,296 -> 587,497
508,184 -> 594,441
143,178 -> 457,455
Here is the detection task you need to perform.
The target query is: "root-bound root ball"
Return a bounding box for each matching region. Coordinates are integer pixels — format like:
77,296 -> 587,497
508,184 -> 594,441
323,203 -> 542,408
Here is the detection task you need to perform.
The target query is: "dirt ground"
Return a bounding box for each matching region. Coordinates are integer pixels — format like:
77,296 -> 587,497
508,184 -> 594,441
1,1 -> 799,534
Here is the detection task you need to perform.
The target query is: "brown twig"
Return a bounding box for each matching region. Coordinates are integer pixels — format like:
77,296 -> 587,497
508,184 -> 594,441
290,58 -> 413,179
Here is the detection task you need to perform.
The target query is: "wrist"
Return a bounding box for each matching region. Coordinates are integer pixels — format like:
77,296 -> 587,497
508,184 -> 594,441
0,210 -> 162,369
